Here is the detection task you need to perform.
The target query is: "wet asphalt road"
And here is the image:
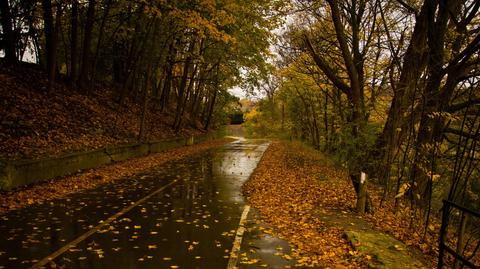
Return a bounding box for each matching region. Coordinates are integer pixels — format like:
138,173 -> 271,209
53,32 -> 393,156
0,139 -> 280,269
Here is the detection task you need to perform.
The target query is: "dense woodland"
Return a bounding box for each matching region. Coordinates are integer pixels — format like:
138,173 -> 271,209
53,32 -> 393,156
0,0 -> 280,143
244,0 -> 480,260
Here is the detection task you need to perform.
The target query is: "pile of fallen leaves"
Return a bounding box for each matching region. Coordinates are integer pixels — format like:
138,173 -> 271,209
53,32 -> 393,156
363,181 -> 480,267
364,189 -> 472,266
0,138 -> 232,214
0,63 -> 203,160
244,140 -> 467,268
364,198 -> 436,255
243,141 -> 366,268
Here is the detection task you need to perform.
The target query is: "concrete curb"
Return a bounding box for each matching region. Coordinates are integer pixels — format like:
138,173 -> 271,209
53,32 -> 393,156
0,131 -> 224,190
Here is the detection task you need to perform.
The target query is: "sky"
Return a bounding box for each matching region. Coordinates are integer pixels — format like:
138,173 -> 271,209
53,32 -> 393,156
228,14 -> 292,101
228,86 -> 247,99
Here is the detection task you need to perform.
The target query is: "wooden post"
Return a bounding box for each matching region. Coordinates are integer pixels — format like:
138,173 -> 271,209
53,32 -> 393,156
356,172 -> 367,213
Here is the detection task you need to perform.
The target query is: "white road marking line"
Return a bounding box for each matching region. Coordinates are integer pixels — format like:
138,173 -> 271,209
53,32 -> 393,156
227,204 -> 251,269
29,179 -> 180,269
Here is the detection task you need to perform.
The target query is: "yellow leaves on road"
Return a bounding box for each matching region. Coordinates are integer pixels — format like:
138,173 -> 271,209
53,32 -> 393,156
243,141 -> 362,268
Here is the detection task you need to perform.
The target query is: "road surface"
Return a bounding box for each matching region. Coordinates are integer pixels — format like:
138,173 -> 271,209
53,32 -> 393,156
0,138 -> 296,269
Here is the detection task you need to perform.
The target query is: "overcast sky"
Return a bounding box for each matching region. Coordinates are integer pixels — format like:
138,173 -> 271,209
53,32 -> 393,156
228,87 -> 246,99
228,14 -> 292,100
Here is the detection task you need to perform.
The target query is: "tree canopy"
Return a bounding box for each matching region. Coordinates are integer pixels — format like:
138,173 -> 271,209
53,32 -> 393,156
0,0 -> 283,133
245,0 -> 480,221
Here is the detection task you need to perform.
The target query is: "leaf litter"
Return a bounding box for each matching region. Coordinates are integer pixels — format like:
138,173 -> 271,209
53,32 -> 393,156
0,65 -> 207,161
0,138 -> 232,214
243,141 -> 365,268
242,141 -> 448,268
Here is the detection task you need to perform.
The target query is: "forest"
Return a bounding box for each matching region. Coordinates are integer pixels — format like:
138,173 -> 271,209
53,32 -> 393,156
243,0 -> 480,265
1,0 -> 480,267
247,0 -> 480,218
0,0 -> 281,148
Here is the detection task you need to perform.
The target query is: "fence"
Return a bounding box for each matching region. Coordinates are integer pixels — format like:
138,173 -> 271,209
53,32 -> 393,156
438,199 -> 480,269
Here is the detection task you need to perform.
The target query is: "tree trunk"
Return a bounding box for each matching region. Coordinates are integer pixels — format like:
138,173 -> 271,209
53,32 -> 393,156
179,64 -> 197,128
41,0 -> 56,91
328,0 -> 370,209
351,172 -> 373,213
372,0 -> 431,183
79,0 -> 96,91
160,42 -> 176,112
139,65 -> 152,141
90,0 -> 113,86
174,39 -> 196,132
192,83 -> 206,125
189,69 -> 204,115
323,91 -> 329,150
0,0 -> 17,64
70,0 -> 78,86
204,88 -> 217,131
160,65 -> 172,112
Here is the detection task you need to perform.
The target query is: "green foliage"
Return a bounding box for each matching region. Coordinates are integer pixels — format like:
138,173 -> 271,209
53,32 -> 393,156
330,123 -> 380,172
243,99 -> 289,139
211,90 -> 241,127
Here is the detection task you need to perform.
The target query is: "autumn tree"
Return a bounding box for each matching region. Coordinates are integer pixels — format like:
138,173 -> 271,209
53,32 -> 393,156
1,0 -> 282,140
292,0 -> 384,212
248,0 -> 479,220
0,0 -> 17,64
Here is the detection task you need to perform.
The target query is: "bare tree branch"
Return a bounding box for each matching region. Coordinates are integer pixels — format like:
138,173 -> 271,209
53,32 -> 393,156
444,127 -> 480,140
447,98 -> 480,113
444,33 -> 480,74
395,0 -> 418,16
303,34 -> 351,95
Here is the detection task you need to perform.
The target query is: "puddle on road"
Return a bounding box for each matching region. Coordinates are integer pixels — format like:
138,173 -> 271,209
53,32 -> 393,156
0,139 -> 269,269
237,209 -> 296,269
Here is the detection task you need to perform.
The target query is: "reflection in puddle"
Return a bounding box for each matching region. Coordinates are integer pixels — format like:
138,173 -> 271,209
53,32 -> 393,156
0,139 -> 269,269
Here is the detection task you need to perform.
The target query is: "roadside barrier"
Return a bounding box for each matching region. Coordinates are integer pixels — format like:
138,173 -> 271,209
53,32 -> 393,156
0,131 -> 224,190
